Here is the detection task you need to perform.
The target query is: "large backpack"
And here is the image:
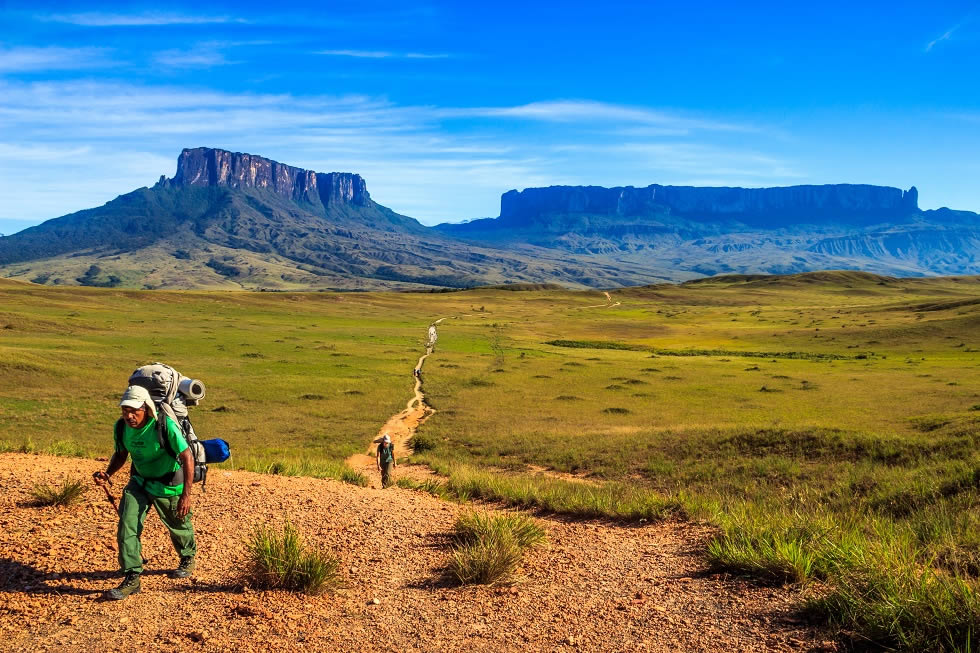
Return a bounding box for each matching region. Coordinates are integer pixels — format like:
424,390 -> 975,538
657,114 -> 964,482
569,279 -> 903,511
122,362 -> 226,489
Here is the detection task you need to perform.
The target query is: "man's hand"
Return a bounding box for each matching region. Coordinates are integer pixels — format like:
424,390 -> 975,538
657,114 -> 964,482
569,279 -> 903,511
93,471 -> 110,484
177,494 -> 193,519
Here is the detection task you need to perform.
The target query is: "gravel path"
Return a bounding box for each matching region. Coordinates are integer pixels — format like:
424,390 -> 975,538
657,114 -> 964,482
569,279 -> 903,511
0,452 -> 835,652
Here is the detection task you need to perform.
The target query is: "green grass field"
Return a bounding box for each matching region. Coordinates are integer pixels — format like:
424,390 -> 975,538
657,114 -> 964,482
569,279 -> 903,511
2,271 -> 979,649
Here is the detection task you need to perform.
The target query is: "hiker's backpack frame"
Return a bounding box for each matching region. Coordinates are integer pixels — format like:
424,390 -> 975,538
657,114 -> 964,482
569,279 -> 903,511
127,363 -> 210,488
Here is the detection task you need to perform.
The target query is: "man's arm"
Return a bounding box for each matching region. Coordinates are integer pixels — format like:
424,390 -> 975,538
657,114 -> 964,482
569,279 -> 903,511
94,450 -> 128,483
176,448 -> 194,519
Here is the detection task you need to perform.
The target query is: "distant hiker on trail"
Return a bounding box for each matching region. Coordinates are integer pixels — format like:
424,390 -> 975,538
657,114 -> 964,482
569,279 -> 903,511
414,368 -> 421,379
93,385 -> 197,600
377,433 -> 397,488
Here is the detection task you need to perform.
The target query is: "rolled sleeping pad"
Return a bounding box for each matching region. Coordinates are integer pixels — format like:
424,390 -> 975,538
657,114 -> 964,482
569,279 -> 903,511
178,378 -> 206,401
201,438 -> 230,464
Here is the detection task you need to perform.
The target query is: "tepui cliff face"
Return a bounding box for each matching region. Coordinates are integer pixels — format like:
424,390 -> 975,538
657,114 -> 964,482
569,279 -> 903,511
497,183 -> 921,228
170,147 -> 369,207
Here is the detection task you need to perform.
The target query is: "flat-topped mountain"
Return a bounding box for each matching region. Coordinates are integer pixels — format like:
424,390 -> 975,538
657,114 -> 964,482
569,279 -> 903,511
172,147 -> 369,207
436,183 -> 978,278
497,183 -> 920,227
0,148 -> 657,290
1,148 -> 978,289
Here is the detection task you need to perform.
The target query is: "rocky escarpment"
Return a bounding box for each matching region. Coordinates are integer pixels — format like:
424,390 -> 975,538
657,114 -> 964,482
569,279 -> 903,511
170,147 -> 369,207
495,183 -> 920,229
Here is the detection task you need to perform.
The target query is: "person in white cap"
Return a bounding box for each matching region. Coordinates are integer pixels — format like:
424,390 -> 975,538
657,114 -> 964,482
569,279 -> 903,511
93,384 -> 197,600
376,432 -> 397,488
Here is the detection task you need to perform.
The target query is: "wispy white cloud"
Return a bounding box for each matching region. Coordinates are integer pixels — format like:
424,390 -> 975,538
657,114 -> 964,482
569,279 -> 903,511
925,12 -> 975,52
442,100 -> 754,133
40,12 -> 242,27
0,80 -> 792,225
154,49 -> 233,68
316,49 -> 451,59
926,25 -> 960,51
0,45 -> 114,72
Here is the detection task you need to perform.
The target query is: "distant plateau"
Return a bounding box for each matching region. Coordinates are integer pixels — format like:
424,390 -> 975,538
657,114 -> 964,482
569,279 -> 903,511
0,147 -> 977,290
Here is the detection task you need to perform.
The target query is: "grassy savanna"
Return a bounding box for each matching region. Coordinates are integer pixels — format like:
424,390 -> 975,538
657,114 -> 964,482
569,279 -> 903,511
1,271 -> 979,648
0,279 -> 445,475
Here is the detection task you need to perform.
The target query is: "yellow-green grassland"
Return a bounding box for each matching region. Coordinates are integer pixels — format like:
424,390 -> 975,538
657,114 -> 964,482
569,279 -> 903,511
2,271 -> 979,650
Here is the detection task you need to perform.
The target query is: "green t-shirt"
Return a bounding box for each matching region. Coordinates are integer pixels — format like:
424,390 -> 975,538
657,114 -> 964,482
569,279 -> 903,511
378,442 -> 394,464
115,415 -> 188,497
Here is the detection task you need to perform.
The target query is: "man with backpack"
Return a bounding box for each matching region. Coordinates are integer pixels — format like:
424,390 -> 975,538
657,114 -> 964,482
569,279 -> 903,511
377,432 -> 397,488
93,384 -> 197,600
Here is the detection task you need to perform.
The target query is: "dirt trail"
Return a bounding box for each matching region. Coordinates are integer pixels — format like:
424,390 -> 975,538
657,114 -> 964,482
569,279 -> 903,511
0,325 -> 833,650
0,452 -> 830,652
584,290 -> 622,308
344,319 -> 444,487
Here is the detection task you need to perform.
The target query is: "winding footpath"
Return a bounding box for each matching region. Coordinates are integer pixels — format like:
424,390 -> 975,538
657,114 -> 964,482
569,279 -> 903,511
344,318 -> 444,487
0,316 -> 828,651
583,290 -> 622,309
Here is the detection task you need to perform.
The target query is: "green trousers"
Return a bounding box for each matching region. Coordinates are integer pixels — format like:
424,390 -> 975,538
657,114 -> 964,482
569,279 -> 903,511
380,461 -> 394,488
117,478 -> 196,574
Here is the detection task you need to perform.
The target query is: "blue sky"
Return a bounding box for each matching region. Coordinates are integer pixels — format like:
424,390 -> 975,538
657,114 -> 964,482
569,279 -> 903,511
1,1 -> 978,233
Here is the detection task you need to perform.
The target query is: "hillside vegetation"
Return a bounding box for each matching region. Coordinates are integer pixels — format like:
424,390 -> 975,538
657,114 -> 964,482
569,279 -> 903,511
1,271 -> 979,649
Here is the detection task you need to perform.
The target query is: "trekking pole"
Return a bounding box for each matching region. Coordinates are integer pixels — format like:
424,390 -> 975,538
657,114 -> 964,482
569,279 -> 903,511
93,475 -> 147,565
94,476 -> 119,515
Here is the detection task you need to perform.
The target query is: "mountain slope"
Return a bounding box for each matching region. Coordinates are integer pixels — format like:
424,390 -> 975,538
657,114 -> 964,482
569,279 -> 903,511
3,148 -> 979,288
0,148 -> 664,290
436,184 -> 980,278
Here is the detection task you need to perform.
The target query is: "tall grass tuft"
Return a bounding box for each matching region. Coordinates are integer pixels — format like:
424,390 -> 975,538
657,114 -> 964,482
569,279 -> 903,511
706,530 -> 819,585
450,529 -> 523,585
811,561 -> 980,651
31,478 -> 86,507
454,510 -> 547,550
244,522 -> 340,595
239,456 -> 368,487
424,460 -> 684,522
449,510 -> 546,585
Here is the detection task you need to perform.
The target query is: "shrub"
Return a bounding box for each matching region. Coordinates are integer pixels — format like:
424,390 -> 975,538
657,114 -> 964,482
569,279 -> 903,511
453,511 -> 547,550
811,562 -> 980,651
244,522 -> 340,595
339,467 -> 369,487
602,407 -> 631,414
450,530 -> 523,585
31,479 -> 86,507
449,511 -> 546,585
706,530 -> 819,585
408,432 -> 436,453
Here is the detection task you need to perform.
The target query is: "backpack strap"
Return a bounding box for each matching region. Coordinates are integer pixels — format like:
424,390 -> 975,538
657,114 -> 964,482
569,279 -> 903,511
114,418 -> 125,451
155,410 -> 179,460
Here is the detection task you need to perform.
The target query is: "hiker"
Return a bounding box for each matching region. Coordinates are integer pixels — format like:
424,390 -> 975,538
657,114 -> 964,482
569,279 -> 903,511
377,433 -> 397,488
93,385 -> 197,600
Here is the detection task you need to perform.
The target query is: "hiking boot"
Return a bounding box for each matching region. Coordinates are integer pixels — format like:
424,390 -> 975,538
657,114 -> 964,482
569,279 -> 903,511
170,555 -> 195,579
105,572 -> 141,600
